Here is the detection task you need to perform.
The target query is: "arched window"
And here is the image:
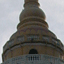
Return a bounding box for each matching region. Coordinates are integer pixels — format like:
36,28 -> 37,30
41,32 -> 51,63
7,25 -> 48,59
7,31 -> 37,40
29,49 -> 38,54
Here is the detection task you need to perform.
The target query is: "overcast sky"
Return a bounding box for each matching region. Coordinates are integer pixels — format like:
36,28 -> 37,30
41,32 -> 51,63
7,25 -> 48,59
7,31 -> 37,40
0,0 -> 64,63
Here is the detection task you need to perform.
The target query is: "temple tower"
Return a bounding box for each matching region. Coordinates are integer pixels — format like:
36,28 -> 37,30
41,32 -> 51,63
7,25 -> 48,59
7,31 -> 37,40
2,0 -> 64,64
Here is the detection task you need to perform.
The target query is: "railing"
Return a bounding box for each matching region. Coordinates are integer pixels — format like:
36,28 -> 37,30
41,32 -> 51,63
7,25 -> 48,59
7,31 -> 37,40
1,54 -> 64,64
26,54 -> 41,61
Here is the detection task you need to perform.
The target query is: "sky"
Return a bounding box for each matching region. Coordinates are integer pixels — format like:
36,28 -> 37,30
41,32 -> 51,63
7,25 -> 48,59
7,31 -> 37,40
0,0 -> 64,63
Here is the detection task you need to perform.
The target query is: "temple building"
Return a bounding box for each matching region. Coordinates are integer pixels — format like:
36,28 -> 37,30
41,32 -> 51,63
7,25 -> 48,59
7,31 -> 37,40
1,0 -> 64,64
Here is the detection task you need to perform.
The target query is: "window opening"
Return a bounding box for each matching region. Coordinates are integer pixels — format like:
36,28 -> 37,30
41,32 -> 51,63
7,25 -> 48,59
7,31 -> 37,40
29,49 -> 38,54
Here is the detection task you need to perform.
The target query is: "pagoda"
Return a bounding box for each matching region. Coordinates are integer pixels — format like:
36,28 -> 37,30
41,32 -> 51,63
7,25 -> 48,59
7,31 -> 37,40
2,0 -> 64,64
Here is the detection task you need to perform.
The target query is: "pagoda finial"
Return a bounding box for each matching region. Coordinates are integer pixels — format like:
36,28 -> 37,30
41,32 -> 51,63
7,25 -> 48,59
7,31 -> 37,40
25,0 -> 38,3
24,0 -> 40,7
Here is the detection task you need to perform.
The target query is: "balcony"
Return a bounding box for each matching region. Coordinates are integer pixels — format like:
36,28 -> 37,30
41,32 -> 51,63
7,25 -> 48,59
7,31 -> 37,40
26,54 -> 41,61
1,54 -> 64,64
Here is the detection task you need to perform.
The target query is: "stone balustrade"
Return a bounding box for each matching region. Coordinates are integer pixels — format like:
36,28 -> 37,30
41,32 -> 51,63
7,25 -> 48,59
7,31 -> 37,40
1,54 -> 64,64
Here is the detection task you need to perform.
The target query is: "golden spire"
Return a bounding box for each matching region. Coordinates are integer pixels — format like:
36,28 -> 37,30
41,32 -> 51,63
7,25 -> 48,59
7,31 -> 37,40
18,0 -> 48,29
